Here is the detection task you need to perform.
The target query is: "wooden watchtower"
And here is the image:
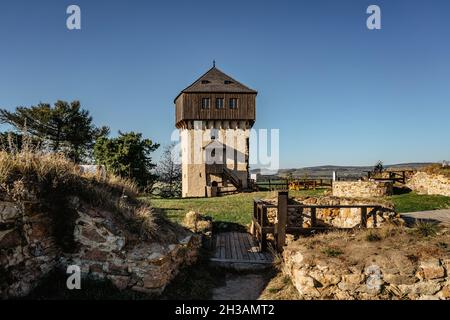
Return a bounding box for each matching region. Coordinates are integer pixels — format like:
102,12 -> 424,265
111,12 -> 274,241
174,64 -> 257,197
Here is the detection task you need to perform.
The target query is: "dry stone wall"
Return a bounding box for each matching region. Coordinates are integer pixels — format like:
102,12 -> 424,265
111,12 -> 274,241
332,181 -> 393,198
407,172 -> 450,197
0,194 -> 200,298
283,244 -> 450,300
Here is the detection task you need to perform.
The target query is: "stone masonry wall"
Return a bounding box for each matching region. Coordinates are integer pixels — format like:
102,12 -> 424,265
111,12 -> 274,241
0,198 -> 61,298
0,195 -> 200,298
332,181 -> 393,198
407,172 -> 450,197
283,244 -> 450,300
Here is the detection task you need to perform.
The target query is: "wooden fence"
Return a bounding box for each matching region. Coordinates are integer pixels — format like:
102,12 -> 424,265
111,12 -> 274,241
256,178 -> 332,191
367,170 -> 415,184
251,191 -> 382,252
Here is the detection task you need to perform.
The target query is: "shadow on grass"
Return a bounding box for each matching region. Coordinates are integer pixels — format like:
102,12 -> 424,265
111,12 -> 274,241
212,221 -> 248,233
393,186 -> 413,195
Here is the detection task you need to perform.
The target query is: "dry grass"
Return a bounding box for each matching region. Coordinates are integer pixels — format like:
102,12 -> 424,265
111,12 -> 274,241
288,223 -> 450,271
421,163 -> 450,178
0,150 -> 182,246
259,273 -> 301,300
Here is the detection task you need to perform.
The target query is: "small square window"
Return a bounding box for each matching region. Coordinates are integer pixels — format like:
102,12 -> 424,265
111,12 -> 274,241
229,98 -> 238,109
201,98 -> 210,109
216,98 -> 224,109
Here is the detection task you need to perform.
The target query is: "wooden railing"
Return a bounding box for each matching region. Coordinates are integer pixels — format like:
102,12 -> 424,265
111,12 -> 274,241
256,178 -> 333,191
251,191 -> 383,252
367,170 -> 415,184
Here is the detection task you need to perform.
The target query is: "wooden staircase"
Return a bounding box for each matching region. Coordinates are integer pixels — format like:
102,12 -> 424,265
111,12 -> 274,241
222,167 -> 243,191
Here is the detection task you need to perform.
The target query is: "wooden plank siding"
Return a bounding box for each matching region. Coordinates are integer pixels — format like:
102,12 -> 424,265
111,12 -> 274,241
175,92 -> 256,127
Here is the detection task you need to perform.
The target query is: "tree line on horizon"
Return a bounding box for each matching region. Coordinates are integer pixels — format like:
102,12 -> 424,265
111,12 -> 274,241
0,100 -> 180,196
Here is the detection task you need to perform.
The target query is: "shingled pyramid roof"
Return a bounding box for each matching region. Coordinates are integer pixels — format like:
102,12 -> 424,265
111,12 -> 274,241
175,66 -> 257,102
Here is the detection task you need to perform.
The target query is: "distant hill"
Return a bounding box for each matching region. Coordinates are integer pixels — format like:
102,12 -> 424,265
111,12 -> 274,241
251,163 -> 433,180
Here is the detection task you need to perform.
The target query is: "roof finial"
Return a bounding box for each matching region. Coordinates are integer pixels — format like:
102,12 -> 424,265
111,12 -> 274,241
213,60 -> 216,68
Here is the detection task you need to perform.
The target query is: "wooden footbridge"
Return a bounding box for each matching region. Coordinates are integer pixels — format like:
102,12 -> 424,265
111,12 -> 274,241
209,232 -> 273,268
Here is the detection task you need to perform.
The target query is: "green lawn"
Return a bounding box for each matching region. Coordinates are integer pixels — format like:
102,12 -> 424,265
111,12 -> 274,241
143,190 -> 450,227
143,189 -> 326,226
388,192 -> 450,213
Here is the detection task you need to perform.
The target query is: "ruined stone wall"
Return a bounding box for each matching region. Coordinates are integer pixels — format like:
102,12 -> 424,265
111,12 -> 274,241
332,181 -> 393,198
68,204 -> 200,294
283,244 -> 450,300
0,198 -> 61,298
0,195 -> 200,298
407,172 -> 450,197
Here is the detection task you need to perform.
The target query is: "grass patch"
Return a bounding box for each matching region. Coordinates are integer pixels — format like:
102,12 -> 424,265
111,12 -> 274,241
143,189 -> 326,226
322,247 -> 343,257
388,192 -> 450,213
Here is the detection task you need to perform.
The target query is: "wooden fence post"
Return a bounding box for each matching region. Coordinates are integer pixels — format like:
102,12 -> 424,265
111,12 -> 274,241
360,207 -> 367,228
372,208 -> 378,228
310,207 -> 317,227
260,205 -> 268,252
276,191 -> 288,252
251,200 -> 257,236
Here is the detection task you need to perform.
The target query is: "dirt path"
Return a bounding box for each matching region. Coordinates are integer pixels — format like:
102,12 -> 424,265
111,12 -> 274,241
211,272 -> 270,300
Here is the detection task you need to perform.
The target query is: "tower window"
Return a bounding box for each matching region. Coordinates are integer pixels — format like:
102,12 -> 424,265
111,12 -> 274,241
201,98 -> 210,109
216,98 -> 224,109
224,80 -> 233,84
229,98 -> 238,109
201,80 -> 210,84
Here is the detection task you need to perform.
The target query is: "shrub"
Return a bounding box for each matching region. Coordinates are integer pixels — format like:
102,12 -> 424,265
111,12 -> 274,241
414,221 -> 439,237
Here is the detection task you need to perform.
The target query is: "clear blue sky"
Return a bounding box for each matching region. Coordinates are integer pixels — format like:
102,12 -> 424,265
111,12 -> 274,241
1,0 -> 449,168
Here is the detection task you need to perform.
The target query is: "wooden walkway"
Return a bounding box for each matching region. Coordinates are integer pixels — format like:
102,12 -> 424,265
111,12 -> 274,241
210,232 -> 273,265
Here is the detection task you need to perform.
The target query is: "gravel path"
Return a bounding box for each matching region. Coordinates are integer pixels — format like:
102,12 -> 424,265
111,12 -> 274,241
401,209 -> 450,225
